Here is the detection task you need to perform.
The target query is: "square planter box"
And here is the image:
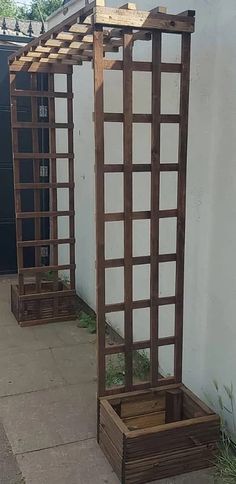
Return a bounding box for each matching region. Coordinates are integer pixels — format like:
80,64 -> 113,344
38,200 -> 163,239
11,281 -> 76,327
98,383 -> 220,483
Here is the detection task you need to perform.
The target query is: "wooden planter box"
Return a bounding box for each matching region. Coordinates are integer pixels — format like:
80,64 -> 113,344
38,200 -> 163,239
11,281 -> 76,327
98,384 -> 220,483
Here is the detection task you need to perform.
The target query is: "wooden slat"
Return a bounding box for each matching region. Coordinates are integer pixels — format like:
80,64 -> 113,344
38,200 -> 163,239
150,30 -> 161,387
123,30 -> 133,391
103,113 -> 180,123
9,62 -> 72,74
16,210 -> 74,219
14,153 -> 74,159
103,60 -> 181,73
105,296 -> 176,313
94,7 -> 195,33
105,337 -> 176,355
48,73 -> 59,313
12,122 -> 73,129
104,209 -> 178,222
104,253 -> 176,268
12,90 -> 73,98
174,33 -> 191,383
19,263 -> 75,274
94,27 -> 106,397
103,163 -> 179,173
15,183 -> 74,189
67,72 -> 76,290
19,289 -> 75,301
18,238 -> 75,248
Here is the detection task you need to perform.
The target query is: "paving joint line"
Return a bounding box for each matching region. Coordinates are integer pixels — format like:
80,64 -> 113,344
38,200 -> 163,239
15,436 -> 95,457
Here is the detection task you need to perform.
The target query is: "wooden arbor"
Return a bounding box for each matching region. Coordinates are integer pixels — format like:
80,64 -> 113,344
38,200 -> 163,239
9,1 -> 220,482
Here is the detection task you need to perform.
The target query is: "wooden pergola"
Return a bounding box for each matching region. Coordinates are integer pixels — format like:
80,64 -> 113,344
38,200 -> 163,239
8,2 -> 220,482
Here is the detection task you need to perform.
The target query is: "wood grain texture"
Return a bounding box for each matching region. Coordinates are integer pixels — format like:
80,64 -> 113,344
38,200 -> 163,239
10,70 -> 76,326
94,27 -> 106,397
123,30 -> 133,391
150,30 -> 161,387
174,33 -> 191,382
98,385 -> 220,483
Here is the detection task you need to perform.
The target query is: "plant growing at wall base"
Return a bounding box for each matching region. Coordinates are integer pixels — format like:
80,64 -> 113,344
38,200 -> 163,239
78,311 -> 96,334
106,350 -> 150,388
206,381 -> 236,482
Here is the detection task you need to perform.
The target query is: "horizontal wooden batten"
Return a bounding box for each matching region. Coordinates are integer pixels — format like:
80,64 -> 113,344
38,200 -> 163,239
17,238 -> 75,248
94,6 -> 195,32
105,296 -> 176,313
104,163 -> 179,173
16,210 -> 74,219
105,336 -> 176,355
103,60 -> 182,73
11,90 -> 73,98
9,62 -> 72,73
105,253 -> 176,268
15,182 -> 74,190
104,113 -> 180,123
104,209 -> 178,222
19,289 -> 76,301
14,152 -> 74,159
12,122 -> 73,129
19,263 -> 75,275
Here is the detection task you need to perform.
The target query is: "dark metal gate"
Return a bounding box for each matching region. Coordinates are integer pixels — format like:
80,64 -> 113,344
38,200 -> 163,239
0,44 -> 18,274
0,41 -> 49,274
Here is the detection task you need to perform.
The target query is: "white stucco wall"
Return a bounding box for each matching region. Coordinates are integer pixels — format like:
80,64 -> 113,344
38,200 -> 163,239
48,0 -> 236,425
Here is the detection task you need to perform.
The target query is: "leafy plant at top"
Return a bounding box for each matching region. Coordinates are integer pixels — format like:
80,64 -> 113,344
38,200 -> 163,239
78,311 -> 96,334
0,0 -> 18,17
0,0 -> 62,21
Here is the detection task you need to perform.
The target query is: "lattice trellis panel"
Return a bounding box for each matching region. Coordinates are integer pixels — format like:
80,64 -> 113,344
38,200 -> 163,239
10,70 -> 76,326
94,27 -> 191,397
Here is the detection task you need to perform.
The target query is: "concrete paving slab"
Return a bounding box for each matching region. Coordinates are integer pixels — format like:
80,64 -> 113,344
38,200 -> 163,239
31,321 -> 96,348
0,348 -> 65,397
0,302 -> 19,327
17,439 -> 119,484
16,439 -> 215,484
0,382 -> 97,454
0,321 -> 96,356
0,276 -> 16,302
157,469 -> 214,483
0,420 -> 24,484
51,344 -> 96,385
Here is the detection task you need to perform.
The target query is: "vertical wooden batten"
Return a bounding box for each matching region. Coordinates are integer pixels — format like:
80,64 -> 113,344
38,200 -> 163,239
150,30 -> 161,387
174,33 -> 191,382
123,29 -> 133,391
94,26 -> 106,397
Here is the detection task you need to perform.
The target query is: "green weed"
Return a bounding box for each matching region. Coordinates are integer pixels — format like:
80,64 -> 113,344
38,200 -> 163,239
78,311 -> 96,334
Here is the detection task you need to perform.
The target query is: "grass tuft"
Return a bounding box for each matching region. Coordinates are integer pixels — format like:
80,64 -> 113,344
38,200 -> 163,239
215,442 -> 236,483
78,311 -> 96,334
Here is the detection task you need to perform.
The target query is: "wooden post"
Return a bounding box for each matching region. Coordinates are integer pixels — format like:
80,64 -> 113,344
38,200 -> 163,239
67,70 -> 76,291
94,26 -> 106,397
150,30 -> 161,387
165,388 -> 183,423
123,29 -> 133,391
174,33 -> 191,382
